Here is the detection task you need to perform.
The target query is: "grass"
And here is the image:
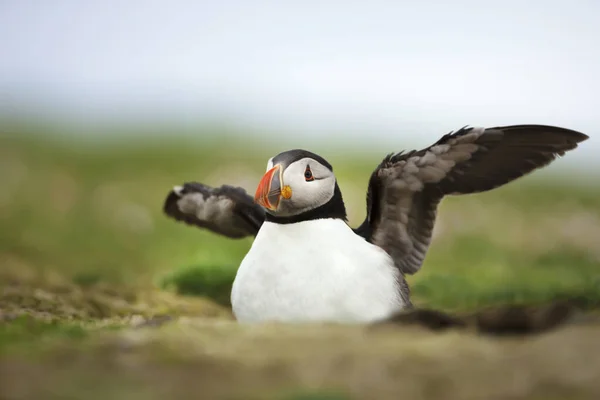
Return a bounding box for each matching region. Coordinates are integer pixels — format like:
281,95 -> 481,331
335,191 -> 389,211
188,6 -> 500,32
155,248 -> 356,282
1,127 -> 599,399
0,315 -> 88,351
160,263 -> 236,306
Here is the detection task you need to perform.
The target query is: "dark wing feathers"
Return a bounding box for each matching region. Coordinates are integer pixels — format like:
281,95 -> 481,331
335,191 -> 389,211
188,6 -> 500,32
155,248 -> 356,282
163,182 -> 265,239
360,125 -> 588,275
162,124 -> 587,274
431,125 -> 587,196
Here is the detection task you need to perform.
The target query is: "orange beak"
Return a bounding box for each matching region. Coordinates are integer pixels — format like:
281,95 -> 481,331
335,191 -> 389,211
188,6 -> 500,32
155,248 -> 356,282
254,165 -> 282,210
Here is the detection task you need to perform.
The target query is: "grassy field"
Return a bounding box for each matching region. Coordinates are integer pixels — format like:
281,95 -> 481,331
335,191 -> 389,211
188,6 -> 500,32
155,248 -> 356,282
1,128 -> 600,399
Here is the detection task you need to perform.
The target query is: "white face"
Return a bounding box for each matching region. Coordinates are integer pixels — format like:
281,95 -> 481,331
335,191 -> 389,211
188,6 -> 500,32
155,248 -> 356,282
269,157 -> 336,217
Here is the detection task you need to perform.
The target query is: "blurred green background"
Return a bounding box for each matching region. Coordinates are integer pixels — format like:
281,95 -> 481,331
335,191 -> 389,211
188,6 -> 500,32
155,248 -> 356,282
2,2 -> 600,398
2,121 -> 598,320
2,121 -> 599,399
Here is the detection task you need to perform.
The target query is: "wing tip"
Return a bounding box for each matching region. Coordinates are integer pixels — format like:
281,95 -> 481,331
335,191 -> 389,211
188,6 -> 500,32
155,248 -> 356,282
494,124 -> 589,142
162,182 -> 201,217
163,187 -> 183,217
173,185 -> 184,196
544,125 -> 589,144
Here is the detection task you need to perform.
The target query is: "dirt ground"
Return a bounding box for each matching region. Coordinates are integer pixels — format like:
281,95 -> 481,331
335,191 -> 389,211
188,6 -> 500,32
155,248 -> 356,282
3,316 -> 600,400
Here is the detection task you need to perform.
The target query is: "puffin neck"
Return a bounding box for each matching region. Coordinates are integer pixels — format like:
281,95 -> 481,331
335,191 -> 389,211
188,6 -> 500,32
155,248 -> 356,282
264,183 -> 347,224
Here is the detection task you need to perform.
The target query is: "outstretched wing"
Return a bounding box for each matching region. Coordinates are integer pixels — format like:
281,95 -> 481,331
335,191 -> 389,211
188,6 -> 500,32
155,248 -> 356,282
355,125 -> 589,275
163,183 -> 265,239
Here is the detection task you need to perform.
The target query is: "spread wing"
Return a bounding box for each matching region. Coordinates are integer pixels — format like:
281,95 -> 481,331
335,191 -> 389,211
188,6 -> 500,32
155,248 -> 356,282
355,124 -> 589,275
163,183 -> 265,239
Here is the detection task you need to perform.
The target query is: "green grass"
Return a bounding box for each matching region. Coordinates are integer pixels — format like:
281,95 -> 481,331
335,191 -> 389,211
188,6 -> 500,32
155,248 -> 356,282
160,263 -> 236,306
1,127 -> 600,400
2,129 -> 599,314
0,315 -> 88,352
281,392 -> 351,400
410,236 -> 600,310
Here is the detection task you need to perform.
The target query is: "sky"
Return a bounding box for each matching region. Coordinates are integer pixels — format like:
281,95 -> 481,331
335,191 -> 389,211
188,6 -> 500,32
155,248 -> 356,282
0,0 -> 598,166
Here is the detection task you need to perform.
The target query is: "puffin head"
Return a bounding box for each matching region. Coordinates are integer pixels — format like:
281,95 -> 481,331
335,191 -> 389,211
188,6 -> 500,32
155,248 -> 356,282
254,149 -> 347,222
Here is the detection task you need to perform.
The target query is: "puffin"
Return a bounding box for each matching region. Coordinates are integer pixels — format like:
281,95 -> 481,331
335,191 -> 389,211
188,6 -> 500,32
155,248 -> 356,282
163,125 -> 588,324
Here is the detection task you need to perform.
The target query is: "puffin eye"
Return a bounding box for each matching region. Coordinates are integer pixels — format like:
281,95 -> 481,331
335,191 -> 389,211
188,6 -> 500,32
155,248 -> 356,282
304,165 -> 314,181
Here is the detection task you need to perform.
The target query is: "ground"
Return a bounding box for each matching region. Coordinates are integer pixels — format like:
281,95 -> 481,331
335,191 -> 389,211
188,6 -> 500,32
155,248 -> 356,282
1,129 -> 599,399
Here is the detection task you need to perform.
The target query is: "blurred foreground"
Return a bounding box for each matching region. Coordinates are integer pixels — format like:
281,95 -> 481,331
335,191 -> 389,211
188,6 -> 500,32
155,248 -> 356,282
1,128 -> 599,399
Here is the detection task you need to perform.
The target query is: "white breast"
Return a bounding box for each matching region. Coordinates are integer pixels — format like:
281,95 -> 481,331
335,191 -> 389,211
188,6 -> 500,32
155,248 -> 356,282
231,219 -> 406,323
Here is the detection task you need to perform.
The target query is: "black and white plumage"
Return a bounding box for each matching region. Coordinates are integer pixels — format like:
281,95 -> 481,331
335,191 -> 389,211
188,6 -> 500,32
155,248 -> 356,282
163,125 -> 588,323
163,183 -> 264,238
354,124 -> 589,275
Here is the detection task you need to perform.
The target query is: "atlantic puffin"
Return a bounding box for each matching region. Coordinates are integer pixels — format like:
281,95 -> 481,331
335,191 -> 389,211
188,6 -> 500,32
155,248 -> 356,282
163,125 -> 588,323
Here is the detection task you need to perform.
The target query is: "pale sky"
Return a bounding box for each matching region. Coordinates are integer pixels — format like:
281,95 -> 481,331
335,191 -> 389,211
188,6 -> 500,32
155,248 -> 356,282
0,0 -> 598,166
